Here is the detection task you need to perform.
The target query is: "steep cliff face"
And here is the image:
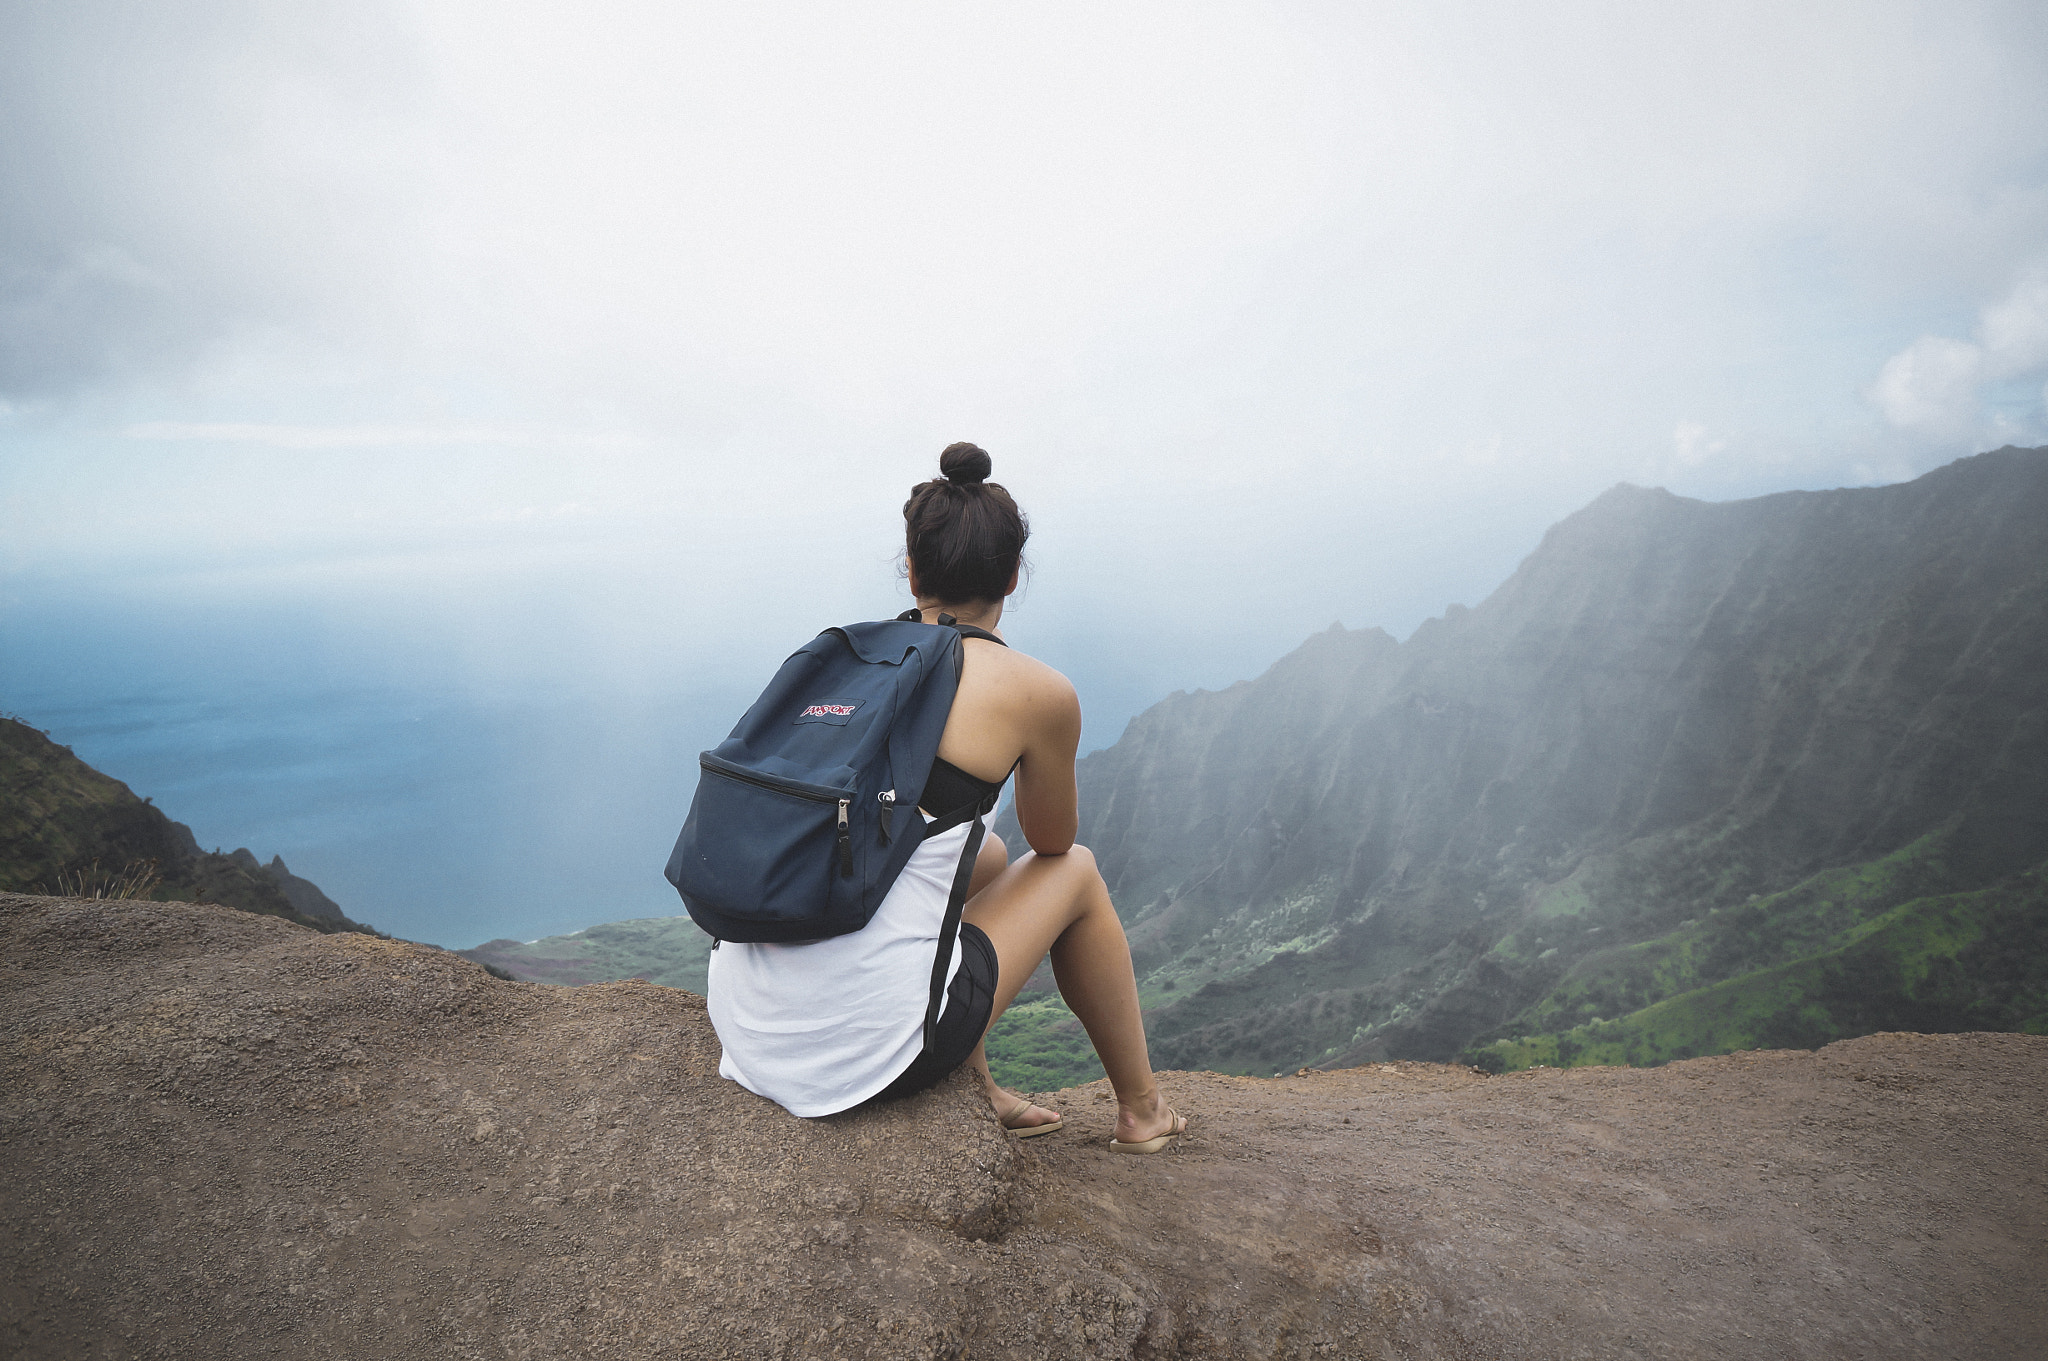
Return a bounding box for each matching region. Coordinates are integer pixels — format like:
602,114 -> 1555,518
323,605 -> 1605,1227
1009,447 -> 2048,1073
0,715 -> 373,934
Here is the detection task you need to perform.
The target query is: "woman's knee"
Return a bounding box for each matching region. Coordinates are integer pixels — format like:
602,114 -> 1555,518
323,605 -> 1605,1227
1052,844 -> 1110,903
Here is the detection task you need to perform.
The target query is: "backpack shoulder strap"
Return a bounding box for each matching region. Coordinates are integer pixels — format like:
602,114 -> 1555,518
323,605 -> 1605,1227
888,606 -> 1004,1045
924,810 -> 986,1051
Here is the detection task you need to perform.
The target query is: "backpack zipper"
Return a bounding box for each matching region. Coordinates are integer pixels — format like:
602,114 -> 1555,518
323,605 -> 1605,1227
697,755 -> 856,880
699,754 -> 849,802
878,789 -> 896,844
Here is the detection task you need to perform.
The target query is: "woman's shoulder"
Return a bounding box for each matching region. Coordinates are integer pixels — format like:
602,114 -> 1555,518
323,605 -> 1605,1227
969,635 -> 1071,687
967,638 -> 1078,723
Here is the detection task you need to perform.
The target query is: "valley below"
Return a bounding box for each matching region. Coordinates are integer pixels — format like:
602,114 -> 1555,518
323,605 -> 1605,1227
990,446 -> 2048,1086
6,890 -> 2045,1360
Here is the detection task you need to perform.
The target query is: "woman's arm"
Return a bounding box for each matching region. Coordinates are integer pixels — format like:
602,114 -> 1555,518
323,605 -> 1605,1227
1010,669 -> 1082,855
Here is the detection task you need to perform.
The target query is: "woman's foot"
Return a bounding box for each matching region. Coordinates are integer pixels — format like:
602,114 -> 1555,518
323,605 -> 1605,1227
1111,1091 -> 1180,1146
1109,1103 -> 1186,1154
991,1086 -> 1063,1136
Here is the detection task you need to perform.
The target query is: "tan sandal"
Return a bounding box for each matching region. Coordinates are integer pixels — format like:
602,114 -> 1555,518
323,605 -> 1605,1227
1109,1107 -> 1187,1154
1000,1097 -> 1064,1138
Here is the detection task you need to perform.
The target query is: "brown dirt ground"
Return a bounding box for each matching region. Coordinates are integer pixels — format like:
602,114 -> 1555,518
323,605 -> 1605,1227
3,892 -> 2043,1360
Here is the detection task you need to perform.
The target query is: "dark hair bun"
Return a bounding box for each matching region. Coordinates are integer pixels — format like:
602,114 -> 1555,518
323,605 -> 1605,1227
939,442 -> 992,485
905,441 -> 1028,605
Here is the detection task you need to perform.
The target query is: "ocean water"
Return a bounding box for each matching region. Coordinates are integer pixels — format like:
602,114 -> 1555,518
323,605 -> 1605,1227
2,583 -> 1269,949
1,596 -> 734,948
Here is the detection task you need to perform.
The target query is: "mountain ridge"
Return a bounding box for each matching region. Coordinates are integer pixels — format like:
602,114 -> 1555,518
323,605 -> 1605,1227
997,446 -> 2048,1076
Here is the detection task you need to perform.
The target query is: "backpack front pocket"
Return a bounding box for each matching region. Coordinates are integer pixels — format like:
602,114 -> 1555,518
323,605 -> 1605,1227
677,753 -> 857,934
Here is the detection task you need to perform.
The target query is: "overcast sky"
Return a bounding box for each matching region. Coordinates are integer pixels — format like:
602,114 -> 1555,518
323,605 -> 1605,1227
4,2 -> 2048,938
7,1 -> 2048,670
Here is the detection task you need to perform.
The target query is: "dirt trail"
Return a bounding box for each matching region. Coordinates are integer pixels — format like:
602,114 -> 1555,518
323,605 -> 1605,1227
3,893 -> 2043,1359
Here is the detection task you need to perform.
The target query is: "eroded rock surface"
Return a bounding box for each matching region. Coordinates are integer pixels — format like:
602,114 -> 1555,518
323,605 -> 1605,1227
4,893 -> 2043,1359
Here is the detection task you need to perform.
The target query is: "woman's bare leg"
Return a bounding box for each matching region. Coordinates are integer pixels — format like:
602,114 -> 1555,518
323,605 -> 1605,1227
966,833 -> 1008,898
962,845 -> 1176,1144
953,835 -> 1060,1129
952,835 -> 1058,1128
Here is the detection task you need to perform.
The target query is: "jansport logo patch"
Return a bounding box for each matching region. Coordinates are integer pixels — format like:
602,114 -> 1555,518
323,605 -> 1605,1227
793,699 -> 862,726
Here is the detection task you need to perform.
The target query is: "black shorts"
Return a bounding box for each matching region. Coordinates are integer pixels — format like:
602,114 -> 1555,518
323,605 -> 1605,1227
870,922 -> 998,1103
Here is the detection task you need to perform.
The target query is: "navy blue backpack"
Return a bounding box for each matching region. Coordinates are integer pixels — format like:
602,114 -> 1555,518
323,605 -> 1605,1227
664,612 -> 1003,1046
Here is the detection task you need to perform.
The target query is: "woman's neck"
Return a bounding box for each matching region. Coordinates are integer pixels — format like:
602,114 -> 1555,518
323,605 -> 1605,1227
911,597 -> 1003,632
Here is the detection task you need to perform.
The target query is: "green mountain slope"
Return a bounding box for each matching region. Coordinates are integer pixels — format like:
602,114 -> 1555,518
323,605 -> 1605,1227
1484,830 -> 1967,1036
461,916 -> 715,991
1470,854 -> 2048,1071
980,994 -> 1103,1091
0,715 -> 376,935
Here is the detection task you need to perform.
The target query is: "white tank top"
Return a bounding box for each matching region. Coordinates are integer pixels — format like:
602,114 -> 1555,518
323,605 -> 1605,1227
706,821 -> 970,1118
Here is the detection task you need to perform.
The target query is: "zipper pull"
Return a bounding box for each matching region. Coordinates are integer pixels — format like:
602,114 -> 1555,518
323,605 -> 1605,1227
878,789 -> 895,844
836,798 -> 853,876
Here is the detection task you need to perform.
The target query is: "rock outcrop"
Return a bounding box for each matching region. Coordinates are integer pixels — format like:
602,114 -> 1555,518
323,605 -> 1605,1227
5,892 -> 2045,1359
252,850 -> 345,921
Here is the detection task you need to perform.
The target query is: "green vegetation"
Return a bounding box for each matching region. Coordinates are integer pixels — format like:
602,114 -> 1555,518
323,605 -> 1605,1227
1139,945 -> 1397,1077
1466,854 -> 2048,1073
982,992 -> 1104,1092
463,914 -> 716,991
1497,833 -> 1962,1033
1528,870 -> 1595,920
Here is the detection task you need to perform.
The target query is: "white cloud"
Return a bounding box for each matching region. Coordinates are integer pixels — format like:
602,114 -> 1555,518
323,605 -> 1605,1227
1981,268 -> 2048,365
1672,422 -> 1726,468
1867,261 -> 2048,441
1868,336 -> 1994,434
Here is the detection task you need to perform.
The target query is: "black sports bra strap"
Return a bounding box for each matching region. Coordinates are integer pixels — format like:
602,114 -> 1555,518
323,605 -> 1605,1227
892,607 -> 1008,649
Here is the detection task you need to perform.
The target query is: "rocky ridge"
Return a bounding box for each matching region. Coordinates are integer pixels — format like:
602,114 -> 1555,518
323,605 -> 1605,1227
5,892 -> 2044,1359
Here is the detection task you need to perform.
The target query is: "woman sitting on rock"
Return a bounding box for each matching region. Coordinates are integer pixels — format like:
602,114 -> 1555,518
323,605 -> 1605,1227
705,442 -> 1185,1152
